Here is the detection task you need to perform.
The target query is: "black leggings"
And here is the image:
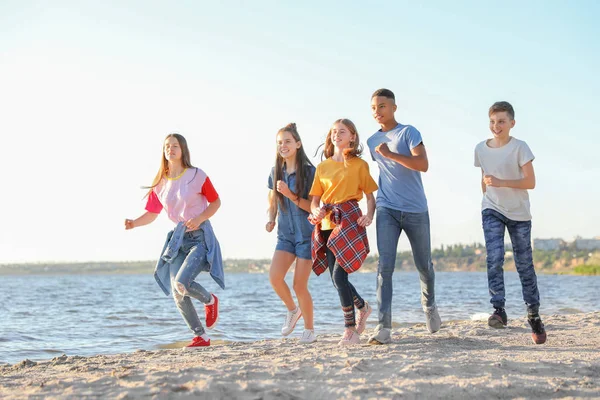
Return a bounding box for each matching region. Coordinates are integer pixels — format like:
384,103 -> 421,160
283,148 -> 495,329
322,230 -> 365,327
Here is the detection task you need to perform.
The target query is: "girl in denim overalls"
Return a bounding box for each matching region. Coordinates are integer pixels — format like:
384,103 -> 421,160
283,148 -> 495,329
125,133 -> 224,349
309,119 -> 378,345
266,123 -> 317,344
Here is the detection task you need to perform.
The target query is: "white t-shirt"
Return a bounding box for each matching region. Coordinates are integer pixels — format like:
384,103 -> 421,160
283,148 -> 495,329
474,137 -> 535,221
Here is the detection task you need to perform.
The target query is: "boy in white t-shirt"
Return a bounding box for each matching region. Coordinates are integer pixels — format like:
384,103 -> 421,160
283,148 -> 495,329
474,101 -> 546,345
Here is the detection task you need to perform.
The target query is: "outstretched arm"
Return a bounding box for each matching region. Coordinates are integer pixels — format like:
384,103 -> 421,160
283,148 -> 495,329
375,142 -> 429,172
125,212 -> 159,230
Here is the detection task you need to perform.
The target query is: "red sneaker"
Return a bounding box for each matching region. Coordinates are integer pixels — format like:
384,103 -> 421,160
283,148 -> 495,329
205,294 -> 219,330
185,336 -> 210,349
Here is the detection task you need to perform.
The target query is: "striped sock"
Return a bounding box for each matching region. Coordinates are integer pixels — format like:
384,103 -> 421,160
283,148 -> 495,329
343,305 -> 356,327
353,296 -> 365,310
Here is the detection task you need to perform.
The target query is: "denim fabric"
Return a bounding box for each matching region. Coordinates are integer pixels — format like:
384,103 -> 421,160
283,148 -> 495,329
154,220 -> 225,296
375,206 -> 436,329
201,220 -> 225,290
323,229 -> 365,328
275,239 -> 311,261
161,222 -> 186,263
153,223 -> 183,295
168,228 -> 213,336
482,208 -> 540,310
268,165 -> 315,260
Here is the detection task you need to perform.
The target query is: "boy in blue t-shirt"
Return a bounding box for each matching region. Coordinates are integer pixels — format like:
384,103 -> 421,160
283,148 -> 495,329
366,88 -> 441,345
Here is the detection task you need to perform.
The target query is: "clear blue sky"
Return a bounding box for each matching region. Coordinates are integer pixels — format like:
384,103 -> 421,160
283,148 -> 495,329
1,1 -> 598,263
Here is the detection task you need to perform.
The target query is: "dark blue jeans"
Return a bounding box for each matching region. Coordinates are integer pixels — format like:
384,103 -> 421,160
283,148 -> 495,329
482,208 -> 540,311
375,206 -> 436,329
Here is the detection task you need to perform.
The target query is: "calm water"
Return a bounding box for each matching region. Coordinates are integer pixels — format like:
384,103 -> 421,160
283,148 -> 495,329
1,271 -> 598,364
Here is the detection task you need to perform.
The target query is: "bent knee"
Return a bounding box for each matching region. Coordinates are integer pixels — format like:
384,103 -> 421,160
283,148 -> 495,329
329,276 -> 339,290
174,281 -> 189,296
293,280 -> 309,295
331,276 -> 347,290
378,268 -> 394,279
269,272 -> 285,287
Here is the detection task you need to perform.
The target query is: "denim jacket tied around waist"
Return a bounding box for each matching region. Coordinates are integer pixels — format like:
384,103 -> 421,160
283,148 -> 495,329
154,220 -> 225,296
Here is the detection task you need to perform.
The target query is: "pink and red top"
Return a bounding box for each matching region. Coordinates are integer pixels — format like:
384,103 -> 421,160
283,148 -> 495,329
145,167 -> 219,224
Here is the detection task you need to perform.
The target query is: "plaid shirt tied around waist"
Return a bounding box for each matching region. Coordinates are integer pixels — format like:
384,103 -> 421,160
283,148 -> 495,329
308,200 -> 370,276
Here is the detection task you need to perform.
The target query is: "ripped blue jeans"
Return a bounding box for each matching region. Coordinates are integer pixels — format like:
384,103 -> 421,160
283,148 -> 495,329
482,208 -> 540,312
168,228 -> 212,336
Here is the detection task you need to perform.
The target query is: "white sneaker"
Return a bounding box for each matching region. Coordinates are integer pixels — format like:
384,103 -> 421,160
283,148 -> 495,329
338,328 -> 361,346
355,301 -> 372,334
281,307 -> 302,336
424,305 -> 442,333
299,329 -> 317,344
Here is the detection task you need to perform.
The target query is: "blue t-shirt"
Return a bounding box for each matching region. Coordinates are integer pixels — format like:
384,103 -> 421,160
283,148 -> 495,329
367,123 -> 428,213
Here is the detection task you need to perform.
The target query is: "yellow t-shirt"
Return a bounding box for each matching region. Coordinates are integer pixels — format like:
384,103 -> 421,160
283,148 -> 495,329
309,157 -> 378,230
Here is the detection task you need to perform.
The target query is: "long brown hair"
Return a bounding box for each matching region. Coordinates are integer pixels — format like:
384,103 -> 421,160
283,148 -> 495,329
144,133 -> 194,196
269,123 -> 314,212
317,118 -> 363,161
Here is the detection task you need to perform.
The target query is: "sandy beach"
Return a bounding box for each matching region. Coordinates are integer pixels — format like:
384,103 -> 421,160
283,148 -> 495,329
1,312 -> 599,399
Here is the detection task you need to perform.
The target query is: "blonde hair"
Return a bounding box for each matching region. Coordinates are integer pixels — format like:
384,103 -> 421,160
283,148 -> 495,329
318,118 -> 363,160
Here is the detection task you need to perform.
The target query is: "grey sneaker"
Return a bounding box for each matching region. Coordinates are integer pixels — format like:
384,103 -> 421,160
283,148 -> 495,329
368,327 -> 392,345
425,305 -> 442,333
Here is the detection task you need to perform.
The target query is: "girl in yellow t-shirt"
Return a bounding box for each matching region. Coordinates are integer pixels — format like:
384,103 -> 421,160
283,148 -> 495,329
309,118 -> 378,345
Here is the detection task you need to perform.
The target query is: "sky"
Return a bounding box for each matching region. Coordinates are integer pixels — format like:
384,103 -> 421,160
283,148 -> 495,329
1,1 -> 599,264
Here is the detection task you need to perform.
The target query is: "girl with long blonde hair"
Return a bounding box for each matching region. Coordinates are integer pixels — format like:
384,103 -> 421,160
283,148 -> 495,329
309,119 -> 378,345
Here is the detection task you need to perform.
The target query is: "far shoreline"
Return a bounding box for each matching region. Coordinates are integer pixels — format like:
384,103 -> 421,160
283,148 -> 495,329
0,265 -> 597,276
2,247 -> 598,276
